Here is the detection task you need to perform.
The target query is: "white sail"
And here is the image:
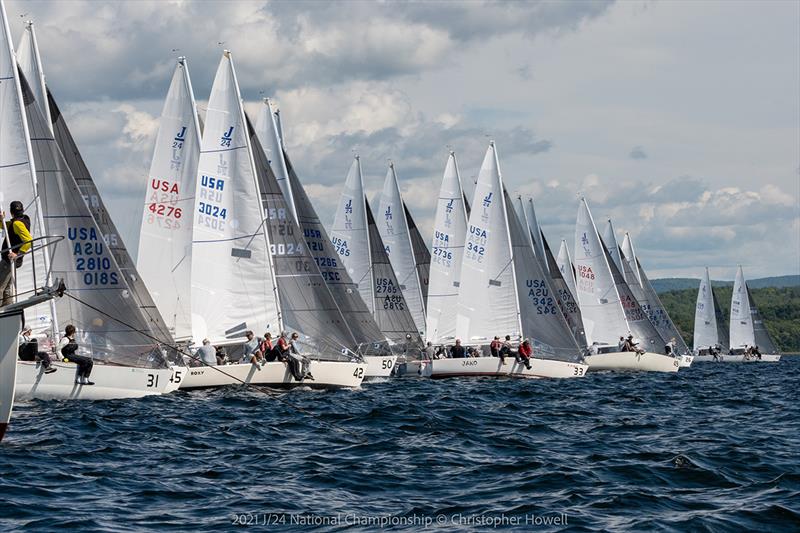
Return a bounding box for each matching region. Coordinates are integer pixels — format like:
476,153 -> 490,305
190,52 -> 280,344
255,98 -> 296,223
425,152 -> 468,344
693,267 -> 717,351
15,20 -> 51,131
729,265 -> 754,349
524,197 -> 546,264
557,239 -> 578,302
0,5 -> 51,335
137,58 -> 201,341
574,199 -> 629,345
330,157 -> 373,313
620,232 -> 643,287
456,142 -> 520,342
602,219 -> 624,278
377,163 -> 426,336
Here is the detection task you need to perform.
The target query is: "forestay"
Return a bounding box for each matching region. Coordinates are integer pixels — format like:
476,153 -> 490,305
330,157 -> 374,314
137,58 -> 201,341
366,200 -> 422,346
377,164 -> 426,337
283,154 -> 386,352
506,190 -> 581,361
747,286 -> 779,354
254,99 -> 296,224
25,77 -> 170,368
573,199 -> 628,345
693,267 -> 718,351
425,152 -> 468,344
189,52 -> 279,344
0,9 -> 51,335
456,143 -> 521,343
248,116 -> 356,358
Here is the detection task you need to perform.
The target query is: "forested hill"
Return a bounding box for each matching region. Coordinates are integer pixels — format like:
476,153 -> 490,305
651,275 -> 800,294
659,286 -> 800,352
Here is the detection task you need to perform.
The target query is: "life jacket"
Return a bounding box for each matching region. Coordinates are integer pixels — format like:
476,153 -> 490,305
3,214 -> 31,266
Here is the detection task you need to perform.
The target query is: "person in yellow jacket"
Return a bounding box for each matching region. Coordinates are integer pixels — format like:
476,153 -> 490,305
0,201 -> 33,307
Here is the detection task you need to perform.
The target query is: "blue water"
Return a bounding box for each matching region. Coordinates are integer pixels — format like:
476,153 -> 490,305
2,359 -> 799,532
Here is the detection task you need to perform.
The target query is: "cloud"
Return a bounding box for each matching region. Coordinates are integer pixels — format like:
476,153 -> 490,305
629,145 -> 647,159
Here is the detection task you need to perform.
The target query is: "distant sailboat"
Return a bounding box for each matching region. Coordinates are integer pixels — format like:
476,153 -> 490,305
729,266 -> 781,362
692,268 -> 741,362
574,199 -> 679,372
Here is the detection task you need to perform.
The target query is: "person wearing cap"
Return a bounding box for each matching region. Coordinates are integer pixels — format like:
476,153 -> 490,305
18,325 -> 56,374
1,201 -> 33,307
239,330 -> 263,369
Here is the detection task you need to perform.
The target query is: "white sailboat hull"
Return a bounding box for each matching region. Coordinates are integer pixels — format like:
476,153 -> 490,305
679,355 -> 694,368
0,314 -> 21,441
510,358 -> 589,378
585,352 -> 680,372
742,354 -> 781,363
427,357 -> 511,379
179,360 -> 365,389
16,362 -> 185,400
363,355 -> 398,378
692,354 -> 746,363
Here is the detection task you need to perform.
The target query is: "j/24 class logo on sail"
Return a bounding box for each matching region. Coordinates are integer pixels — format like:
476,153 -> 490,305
220,126 -> 233,147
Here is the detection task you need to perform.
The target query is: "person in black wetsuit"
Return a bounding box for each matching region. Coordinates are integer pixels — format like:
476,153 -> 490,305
18,325 -> 56,374
57,324 -> 93,385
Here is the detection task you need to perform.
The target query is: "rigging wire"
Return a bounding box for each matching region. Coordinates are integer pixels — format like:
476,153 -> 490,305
62,291 -> 367,442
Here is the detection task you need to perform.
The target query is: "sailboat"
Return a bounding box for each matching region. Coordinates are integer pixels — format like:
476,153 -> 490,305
329,156 -> 423,354
619,232 -> 693,367
178,52 -> 364,389
254,101 -> 395,378
136,57 -> 201,343
729,266 -> 781,362
574,199 -> 679,372
692,268 -> 742,362
425,152 -> 468,346
377,164 -> 427,338
7,13 -> 185,399
430,143 -> 587,378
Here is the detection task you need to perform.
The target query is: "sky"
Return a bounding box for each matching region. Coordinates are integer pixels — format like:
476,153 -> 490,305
6,0 -> 799,280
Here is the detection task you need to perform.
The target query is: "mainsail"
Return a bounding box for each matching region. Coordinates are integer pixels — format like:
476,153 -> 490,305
404,202 -> 430,305
366,199 -> 422,346
556,238 -> 578,302
602,219 -> 624,278
24,71 -> 169,368
254,98 -> 296,223
634,254 -> 690,353
136,58 -> 201,341
1,6 -> 52,335
425,152 -> 468,344
542,233 -> 587,348
49,92 -> 172,344
573,199 -> 628,345
693,267 -> 717,351
620,232 -> 643,287
506,190 -> 581,361
377,164 -> 426,336
713,285 -> 730,351
729,266 -> 754,349
16,20 -> 51,130
456,142 -> 521,342
747,286 -> 779,354
189,51 -> 279,344
523,197 -> 547,264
